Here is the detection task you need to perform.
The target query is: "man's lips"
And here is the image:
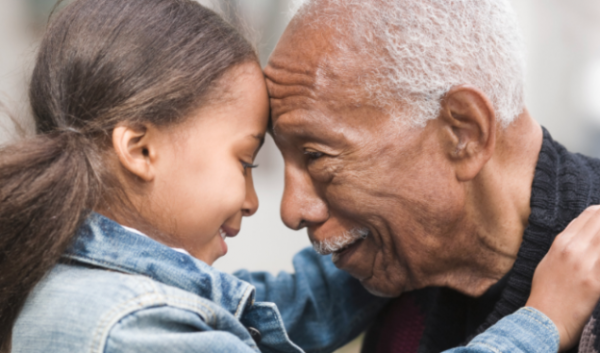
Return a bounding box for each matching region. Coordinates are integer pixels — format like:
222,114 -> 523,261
331,236 -> 366,265
329,229 -> 371,262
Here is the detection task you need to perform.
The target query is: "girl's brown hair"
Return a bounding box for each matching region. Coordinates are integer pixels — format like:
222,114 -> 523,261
0,0 -> 256,349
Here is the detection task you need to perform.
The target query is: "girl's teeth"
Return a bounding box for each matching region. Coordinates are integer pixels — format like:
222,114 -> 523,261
219,228 -> 227,240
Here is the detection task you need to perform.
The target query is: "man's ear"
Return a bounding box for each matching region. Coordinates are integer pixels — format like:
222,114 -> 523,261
439,85 -> 497,182
112,124 -> 156,182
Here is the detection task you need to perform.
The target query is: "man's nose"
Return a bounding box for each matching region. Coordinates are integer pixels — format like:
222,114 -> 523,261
280,166 -> 328,230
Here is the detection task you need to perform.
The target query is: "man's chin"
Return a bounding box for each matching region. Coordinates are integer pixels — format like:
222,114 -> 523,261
360,276 -> 404,298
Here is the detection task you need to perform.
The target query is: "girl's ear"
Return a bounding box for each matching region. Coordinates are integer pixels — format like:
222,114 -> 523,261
112,124 -> 157,182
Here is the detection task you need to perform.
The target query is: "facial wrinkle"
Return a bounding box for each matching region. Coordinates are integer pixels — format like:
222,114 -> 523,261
266,58 -> 317,76
267,84 -> 316,102
266,76 -> 318,120
380,217 -> 418,291
265,66 -> 316,89
475,228 -> 519,259
365,240 -> 399,295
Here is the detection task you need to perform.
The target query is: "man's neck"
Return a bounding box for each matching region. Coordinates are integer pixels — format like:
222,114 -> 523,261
454,110 -> 544,296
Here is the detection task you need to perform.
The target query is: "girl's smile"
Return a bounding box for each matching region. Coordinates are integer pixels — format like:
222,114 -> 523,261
217,225 -> 241,256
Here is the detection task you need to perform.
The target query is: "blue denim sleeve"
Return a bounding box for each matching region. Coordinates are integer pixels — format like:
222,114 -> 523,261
446,307 -> 560,353
105,306 -> 259,353
234,247 -> 390,353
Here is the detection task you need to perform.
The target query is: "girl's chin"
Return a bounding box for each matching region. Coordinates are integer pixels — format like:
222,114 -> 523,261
194,234 -> 229,265
217,233 -> 228,258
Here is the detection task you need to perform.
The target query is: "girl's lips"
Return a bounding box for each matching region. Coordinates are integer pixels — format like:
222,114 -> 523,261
220,225 -> 240,237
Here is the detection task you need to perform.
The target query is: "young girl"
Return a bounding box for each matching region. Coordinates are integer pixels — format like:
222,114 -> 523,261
2,0 -> 600,352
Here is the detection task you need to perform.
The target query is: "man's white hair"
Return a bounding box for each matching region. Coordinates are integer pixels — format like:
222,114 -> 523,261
290,0 -> 526,127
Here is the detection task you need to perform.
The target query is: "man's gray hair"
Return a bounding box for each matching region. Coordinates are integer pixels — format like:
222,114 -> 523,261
290,0 -> 526,127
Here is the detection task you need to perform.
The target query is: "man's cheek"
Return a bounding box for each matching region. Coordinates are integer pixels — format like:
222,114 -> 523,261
361,251 -> 407,297
326,180 -> 379,213
307,156 -> 348,183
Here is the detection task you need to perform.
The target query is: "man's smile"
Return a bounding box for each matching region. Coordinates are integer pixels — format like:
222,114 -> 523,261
311,227 -> 370,256
331,235 -> 367,266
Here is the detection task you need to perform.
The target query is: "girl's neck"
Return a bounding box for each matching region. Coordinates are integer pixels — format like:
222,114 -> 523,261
120,224 -> 190,256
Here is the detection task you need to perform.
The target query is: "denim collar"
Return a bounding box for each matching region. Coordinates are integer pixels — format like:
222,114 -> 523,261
63,213 -> 256,319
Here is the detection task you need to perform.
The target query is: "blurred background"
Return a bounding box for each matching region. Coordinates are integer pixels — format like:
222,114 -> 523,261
2,0 -> 600,352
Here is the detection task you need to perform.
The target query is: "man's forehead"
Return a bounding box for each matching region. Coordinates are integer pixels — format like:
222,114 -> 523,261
266,31 -> 376,118
270,100 -> 389,144
266,8 -> 392,140
265,33 -> 333,88
271,108 -> 329,137
266,48 -> 372,122
265,8 -> 364,82
271,108 -> 363,149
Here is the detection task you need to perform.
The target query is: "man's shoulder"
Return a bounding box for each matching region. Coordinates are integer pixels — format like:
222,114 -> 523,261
544,130 -> 600,182
556,145 -> 600,204
543,129 -> 600,171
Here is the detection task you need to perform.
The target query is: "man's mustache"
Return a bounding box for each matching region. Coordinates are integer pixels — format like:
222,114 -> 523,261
311,227 -> 370,255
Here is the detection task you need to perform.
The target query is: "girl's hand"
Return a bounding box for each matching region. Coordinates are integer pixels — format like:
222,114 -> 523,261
527,205 -> 600,351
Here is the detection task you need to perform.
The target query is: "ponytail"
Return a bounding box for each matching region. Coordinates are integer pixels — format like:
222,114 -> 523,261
0,131 -> 101,350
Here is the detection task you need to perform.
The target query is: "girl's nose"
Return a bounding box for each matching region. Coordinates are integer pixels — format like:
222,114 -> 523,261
242,173 -> 259,216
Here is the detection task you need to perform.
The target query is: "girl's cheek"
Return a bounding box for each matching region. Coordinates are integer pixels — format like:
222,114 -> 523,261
225,185 -> 248,216
228,168 -> 251,203
213,174 -> 246,214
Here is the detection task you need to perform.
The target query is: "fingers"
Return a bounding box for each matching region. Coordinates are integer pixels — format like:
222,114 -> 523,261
554,205 -> 600,246
553,205 -> 600,281
576,205 -> 600,245
528,204 -> 600,350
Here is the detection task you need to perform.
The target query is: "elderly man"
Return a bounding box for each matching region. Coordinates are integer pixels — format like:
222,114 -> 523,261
265,0 -> 600,352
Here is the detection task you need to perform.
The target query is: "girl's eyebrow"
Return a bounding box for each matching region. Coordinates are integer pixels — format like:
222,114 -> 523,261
253,134 -> 266,149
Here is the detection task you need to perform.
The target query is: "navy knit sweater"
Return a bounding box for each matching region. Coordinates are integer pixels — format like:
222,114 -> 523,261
362,128 -> 600,353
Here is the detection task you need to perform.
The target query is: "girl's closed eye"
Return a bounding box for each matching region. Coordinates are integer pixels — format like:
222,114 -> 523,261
242,161 -> 259,174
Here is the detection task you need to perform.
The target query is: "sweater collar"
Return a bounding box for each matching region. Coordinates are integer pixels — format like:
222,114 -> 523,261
476,126 -> 593,335
419,127 -> 594,352
63,212 -> 255,319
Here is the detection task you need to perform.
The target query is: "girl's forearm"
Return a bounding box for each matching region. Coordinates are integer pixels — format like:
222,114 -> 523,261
446,307 -> 559,353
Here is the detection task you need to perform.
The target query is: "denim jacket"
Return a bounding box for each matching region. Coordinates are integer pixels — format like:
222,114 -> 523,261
12,213 -> 559,353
